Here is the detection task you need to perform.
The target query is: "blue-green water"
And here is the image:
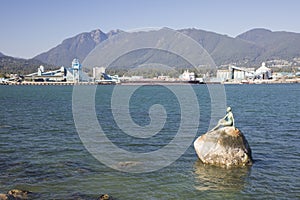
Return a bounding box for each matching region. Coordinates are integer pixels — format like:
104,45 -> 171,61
0,84 -> 299,199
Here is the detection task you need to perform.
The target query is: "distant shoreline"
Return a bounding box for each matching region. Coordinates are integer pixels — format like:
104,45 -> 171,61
1,78 -> 299,86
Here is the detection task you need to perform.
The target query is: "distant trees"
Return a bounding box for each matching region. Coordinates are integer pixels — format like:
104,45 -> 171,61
105,67 -> 209,78
0,56 -> 56,75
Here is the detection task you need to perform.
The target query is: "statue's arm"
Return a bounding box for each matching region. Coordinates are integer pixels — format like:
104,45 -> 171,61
222,113 -> 228,120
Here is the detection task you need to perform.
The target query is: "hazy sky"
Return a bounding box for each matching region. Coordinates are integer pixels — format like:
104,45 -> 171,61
1,0 -> 299,58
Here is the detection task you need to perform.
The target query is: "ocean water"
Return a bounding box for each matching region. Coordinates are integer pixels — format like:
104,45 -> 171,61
0,84 -> 299,199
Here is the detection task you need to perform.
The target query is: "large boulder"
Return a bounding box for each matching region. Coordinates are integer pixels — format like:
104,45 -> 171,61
194,127 -> 253,167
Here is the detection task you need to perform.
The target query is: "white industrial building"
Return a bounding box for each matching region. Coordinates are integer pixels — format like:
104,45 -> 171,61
217,66 -> 255,82
217,63 -> 272,82
93,67 -> 106,80
25,58 -> 91,82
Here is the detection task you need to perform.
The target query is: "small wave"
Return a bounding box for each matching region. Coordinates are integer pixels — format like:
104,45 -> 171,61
0,125 -> 12,128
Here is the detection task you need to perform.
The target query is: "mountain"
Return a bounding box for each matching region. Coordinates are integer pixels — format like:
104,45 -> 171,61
106,29 -> 123,38
237,28 -> 300,61
34,28 -> 300,68
34,29 -> 109,67
178,28 -> 263,65
0,56 -> 55,75
4,28 -> 300,76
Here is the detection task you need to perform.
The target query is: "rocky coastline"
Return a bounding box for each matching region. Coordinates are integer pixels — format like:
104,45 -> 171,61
0,189 -> 114,200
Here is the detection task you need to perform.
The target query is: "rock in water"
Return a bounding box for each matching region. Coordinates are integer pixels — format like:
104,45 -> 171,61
194,127 -> 253,167
0,193 -> 8,200
7,189 -> 32,200
99,194 -> 113,200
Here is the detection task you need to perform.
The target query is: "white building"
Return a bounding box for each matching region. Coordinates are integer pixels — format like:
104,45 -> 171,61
93,67 -> 106,80
217,69 -> 231,81
179,70 -> 195,81
255,62 -> 272,79
217,66 -> 255,82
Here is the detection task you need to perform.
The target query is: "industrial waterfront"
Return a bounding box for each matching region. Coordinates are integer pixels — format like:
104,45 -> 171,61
1,58 -> 300,86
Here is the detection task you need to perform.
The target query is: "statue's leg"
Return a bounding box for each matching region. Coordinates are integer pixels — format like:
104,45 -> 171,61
222,120 -> 233,127
210,122 -> 221,131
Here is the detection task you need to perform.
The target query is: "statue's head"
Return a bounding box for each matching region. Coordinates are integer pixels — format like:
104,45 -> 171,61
226,107 -> 232,112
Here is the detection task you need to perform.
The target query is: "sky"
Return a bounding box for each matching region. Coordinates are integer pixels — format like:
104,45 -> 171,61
1,0 -> 300,58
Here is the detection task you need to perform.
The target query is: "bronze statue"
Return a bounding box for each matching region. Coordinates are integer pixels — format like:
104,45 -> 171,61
212,107 -> 235,131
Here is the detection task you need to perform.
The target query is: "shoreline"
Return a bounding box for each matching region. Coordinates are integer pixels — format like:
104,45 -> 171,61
0,78 -> 299,86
